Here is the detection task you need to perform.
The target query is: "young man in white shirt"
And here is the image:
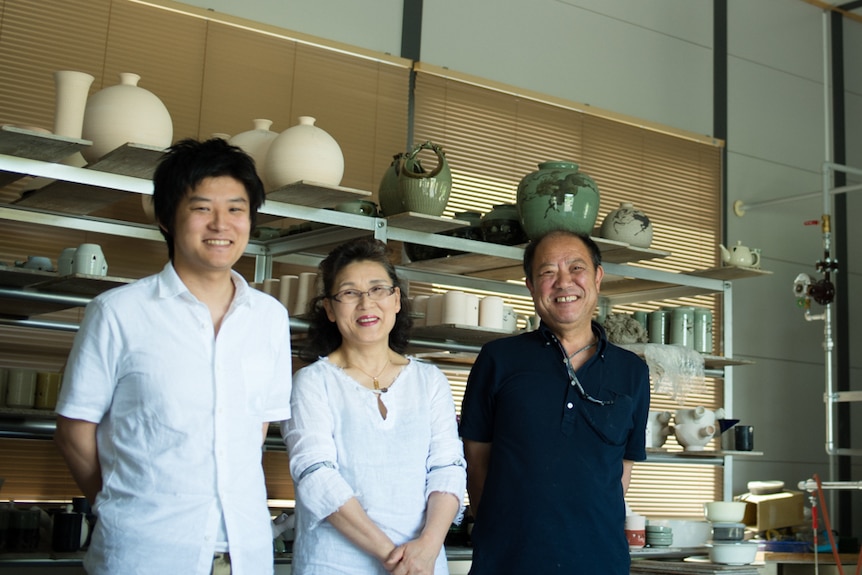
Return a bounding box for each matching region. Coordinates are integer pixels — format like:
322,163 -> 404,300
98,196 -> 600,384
55,138 -> 293,575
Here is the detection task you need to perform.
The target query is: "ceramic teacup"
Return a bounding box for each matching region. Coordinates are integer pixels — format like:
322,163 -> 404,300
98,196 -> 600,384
16,256 -> 53,271
73,244 -> 108,276
58,248 -> 77,276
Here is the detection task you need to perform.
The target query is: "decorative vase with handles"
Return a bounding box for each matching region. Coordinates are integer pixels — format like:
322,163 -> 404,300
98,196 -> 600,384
81,73 -> 173,164
229,119 -> 279,190
673,406 -> 726,451
394,141 -> 452,217
599,201 -> 654,247
516,161 -> 600,240
264,116 -> 344,190
378,152 -> 406,217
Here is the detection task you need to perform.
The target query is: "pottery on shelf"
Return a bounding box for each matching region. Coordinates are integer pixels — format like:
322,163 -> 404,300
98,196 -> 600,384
481,203 -> 527,245
392,141 -> 452,217
81,73 -> 173,163
646,410 -> 672,449
674,406 -> 726,451
378,152 -> 406,217
264,116 -> 344,190
516,161 -> 600,240
229,119 -> 279,191
719,241 -> 761,268
405,210 -> 482,262
52,70 -> 95,167
599,201 -> 654,247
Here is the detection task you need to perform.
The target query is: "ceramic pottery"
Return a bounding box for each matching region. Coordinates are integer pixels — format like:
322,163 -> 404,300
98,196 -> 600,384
265,116 -> 344,189
516,161 -> 600,239
229,119 -> 279,191
719,241 -> 761,268
81,73 -> 173,163
481,203 -> 528,245
599,201 -> 653,247
53,70 -> 95,167
393,141 -> 452,216
673,406 -> 726,451
405,210 -> 482,262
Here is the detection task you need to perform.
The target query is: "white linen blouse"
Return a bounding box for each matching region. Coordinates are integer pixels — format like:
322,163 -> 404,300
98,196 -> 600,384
283,356 -> 466,575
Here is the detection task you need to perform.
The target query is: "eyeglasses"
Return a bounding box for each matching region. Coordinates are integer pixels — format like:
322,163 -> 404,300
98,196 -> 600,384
554,336 -> 615,407
328,285 -> 396,304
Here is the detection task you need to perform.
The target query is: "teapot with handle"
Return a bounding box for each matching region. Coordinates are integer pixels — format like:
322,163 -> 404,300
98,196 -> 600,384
719,241 -> 761,268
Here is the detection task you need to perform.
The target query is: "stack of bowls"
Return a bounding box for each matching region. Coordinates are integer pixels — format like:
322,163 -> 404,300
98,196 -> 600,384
703,501 -> 758,565
645,524 -> 673,547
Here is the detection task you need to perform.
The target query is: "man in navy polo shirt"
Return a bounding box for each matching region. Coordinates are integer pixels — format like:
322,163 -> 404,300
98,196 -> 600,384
460,229 -> 650,574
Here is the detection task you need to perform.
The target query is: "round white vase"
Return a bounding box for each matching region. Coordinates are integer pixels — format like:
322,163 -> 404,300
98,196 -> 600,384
81,72 -> 173,163
599,201 -> 654,248
229,119 -> 279,191
264,116 -> 343,189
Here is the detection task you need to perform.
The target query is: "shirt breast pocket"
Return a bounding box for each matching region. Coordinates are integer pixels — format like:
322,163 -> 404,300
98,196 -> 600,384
241,359 -> 275,417
578,392 -> 634,446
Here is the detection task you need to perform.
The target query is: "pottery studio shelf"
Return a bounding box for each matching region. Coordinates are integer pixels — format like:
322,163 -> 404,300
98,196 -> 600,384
0,271 -> 131,319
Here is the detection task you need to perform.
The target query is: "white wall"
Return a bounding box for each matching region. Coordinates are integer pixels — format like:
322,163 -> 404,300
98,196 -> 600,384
175,0 -> 862,526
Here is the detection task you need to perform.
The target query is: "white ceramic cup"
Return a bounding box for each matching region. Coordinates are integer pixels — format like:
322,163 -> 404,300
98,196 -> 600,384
73,243 -> 108,276
411,295 -> 430,327
463,293 -> 479,327
478,296 -> 504,329
19,255 -> 53,271
442,291 -> 467,325
58,248 -> 77,276
501,306 -> 519,332
425,294 -> 444,326
278,275 -> 298,312
6,368 -> 37,408
293,272 -> 317,316
262,278 -> 280,296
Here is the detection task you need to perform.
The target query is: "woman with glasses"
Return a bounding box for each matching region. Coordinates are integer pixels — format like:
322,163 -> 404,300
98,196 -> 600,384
282,237 -> 466,575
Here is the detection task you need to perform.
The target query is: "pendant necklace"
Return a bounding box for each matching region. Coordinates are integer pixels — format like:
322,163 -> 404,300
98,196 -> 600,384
349,358 -> 391,394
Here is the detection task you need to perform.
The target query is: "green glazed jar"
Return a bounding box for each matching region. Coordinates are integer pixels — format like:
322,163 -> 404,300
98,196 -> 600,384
516,161 -> 600,240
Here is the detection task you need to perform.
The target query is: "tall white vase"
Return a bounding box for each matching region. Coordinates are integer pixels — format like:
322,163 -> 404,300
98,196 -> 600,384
53,70 -> 95,167
82,72 -> 173,163
229,119 -> 279,191
264,116 -> 343,190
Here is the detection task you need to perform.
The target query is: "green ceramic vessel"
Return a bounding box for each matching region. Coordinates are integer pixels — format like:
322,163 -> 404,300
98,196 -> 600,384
516,161 -> 600,239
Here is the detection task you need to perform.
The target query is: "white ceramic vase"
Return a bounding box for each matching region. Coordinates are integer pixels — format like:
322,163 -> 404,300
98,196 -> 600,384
229,119 -> 279,191
264,116 -> 343,189
599,202 -> 654,248
82,73 -> 173,163
53,70 -> 95,167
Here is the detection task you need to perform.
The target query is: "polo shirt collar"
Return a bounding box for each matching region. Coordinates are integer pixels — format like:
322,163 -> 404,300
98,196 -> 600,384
537,319 -> 609,358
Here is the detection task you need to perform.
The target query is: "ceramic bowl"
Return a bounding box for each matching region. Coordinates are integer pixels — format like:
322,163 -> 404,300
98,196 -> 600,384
711,522 -> 746,541
704,501 -> 747,523
708,541 -> 759,565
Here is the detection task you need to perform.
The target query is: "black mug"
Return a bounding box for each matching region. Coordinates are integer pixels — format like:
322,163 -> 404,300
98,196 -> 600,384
52,512 -> 83,552
734,425 -> 754,451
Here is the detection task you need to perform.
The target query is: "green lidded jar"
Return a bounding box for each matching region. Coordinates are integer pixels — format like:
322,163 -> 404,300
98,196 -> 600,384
516,161 -> 600,240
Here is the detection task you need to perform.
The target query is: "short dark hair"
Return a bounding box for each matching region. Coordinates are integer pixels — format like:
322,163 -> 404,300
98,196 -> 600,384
301,238 -> 412,362
151,138 -> 265,260
522,229 -> 602,280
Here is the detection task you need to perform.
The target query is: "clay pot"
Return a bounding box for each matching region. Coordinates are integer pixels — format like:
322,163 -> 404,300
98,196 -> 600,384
81,73 -> 173,163
516,161 -> 600,240
265,116 -> 343,189
229,119 -> 279,190
481,204 -> 528,245
381,142 -> 451,217
599,202 -> 654,247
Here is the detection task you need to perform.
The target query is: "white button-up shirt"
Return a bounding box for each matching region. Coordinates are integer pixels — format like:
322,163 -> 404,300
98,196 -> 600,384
283,357 -> 466,575
57,263 -> 292,575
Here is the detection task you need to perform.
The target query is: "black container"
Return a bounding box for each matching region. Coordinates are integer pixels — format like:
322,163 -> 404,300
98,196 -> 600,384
52,512 -> 83,552
734,425 -> 754,451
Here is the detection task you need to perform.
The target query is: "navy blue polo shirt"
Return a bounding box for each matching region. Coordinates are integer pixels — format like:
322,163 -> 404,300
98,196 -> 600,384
460,321 -> 649,575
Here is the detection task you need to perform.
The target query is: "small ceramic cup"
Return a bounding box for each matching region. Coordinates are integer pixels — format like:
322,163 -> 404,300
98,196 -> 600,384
58,248 -> 77,276
73,244 -> 108,276
35,372 -> 62,410
6,368 -> 37,408
478,296 -> 504,330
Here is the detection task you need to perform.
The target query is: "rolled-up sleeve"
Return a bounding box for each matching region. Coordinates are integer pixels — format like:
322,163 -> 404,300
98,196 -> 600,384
282,368 -> 356,527
424,369 -> 467,521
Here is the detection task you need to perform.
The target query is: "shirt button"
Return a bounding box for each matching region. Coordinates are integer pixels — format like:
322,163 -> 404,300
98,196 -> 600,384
567,402 -> 573,409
